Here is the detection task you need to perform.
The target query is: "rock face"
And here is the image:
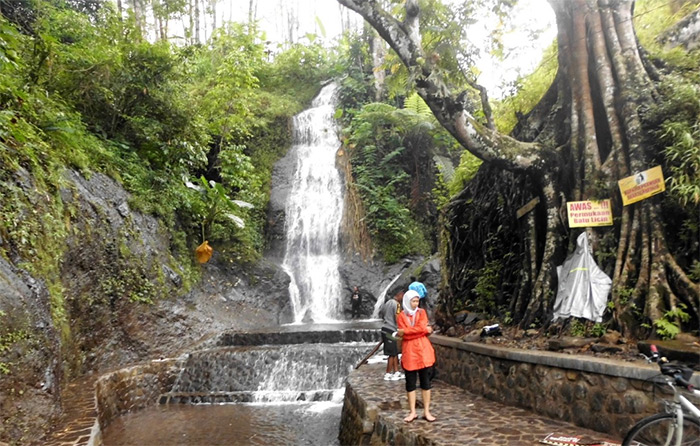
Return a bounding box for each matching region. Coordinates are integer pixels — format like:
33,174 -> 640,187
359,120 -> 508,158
266,140 -> 296,263
0,257 -> 59,443
1,146 -> 444,444
661,6 -> 700,50
0,169 -> 291,445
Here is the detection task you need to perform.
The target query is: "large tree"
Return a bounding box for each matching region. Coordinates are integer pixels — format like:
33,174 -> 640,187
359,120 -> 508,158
337,0 -> 699,335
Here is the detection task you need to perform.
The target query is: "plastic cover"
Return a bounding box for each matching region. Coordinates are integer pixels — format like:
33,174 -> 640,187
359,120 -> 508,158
552,232 -> 612,323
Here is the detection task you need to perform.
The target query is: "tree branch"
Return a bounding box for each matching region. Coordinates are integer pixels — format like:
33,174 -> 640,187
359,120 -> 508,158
337,0 -> 543,173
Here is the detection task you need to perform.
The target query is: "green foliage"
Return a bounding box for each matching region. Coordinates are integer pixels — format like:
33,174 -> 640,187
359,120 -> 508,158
403,92 -> 432,118
590,323 -> 606,338
471,260 -> 502,315
565,319 -> 607,338
491,41 -> 558,133
647,77 -> 700,207
344,102 -> 433,261
334,31 -> 375,119
184,175 -> 254,247
634,0 -> 699,57
258,40 -> 333,106
0,324 -> 28,375
569,319 -> 587,337
654,304 -> 690,340
448,150 -> 482,196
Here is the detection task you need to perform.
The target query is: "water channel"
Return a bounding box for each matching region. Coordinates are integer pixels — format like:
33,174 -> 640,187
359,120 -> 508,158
102,84 -> 378,445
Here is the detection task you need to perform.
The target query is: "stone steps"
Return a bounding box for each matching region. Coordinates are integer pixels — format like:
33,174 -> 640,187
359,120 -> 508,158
43,376 -> 97,446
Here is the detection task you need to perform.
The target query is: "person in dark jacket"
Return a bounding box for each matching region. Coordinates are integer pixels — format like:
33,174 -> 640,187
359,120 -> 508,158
350,286 -> 362,318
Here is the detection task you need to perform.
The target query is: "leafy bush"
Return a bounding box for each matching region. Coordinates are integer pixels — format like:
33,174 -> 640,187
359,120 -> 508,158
344,102 -> 435,261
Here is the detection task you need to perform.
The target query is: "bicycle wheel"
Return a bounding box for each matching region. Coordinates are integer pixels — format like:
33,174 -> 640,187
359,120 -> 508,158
623,412 -> 700,446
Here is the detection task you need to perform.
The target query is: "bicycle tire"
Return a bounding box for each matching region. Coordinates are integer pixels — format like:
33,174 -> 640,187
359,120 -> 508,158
623,412 -> 700,446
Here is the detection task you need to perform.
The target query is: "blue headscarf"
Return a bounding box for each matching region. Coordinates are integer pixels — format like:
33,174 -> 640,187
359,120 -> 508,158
402,290 -> 420,317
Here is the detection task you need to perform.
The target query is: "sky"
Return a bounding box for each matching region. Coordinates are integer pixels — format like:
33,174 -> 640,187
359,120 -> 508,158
226,0 -> 556,98
176,0 -> 556,99
216,0 -> 360,45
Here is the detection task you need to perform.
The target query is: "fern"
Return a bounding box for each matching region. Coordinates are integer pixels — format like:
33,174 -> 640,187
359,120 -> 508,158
403,92 -> 433,119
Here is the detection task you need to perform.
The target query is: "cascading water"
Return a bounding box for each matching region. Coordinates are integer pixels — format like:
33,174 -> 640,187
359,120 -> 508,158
282,83 -> 344,323
101,87 -> 381,446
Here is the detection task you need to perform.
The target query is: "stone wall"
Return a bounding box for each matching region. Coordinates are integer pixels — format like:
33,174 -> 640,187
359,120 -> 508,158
339,335 -> 700,445
432,336 -> 700,436
94,358 -> 182,432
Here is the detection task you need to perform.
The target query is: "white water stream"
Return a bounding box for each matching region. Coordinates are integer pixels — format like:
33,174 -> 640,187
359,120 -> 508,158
282,83 -> 344,323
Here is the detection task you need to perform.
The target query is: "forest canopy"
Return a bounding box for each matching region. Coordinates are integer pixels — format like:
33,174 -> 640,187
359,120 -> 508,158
338,0 -> 700,339
0,0 -> 698,345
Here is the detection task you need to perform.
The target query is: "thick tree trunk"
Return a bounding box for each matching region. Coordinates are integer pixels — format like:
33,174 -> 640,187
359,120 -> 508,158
338,0 -> 700,335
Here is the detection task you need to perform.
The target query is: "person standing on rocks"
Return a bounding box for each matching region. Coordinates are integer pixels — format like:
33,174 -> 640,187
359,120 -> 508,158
350,286 -> 362,318
380,290 -> 403,380
396,289 -> 436,423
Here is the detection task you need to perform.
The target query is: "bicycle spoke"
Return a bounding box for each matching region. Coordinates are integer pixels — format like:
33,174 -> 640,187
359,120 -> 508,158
624,413 -> 700,446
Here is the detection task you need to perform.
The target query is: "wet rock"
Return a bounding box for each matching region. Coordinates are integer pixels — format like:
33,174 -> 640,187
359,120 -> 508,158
548,336 -> 596,351
461,330 -> 481,342
116,202 -> 130,218
161,265 -> 182,287
600,330 -> 621,345
638,339 -> 700,369
590,343 -> 623,354
454,310 -> 469,324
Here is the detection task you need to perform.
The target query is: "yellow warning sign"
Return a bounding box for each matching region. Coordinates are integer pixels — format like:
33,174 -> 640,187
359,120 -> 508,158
618,166 -> 665,206
567,199 -> 613,228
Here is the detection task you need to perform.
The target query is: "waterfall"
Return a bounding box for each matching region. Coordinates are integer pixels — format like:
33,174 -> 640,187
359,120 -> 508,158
165,343 -> 372,404
282,83 -> 344,323
371,271 -> 405,318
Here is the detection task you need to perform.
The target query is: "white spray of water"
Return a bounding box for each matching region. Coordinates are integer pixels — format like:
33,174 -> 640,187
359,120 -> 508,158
371,270 -> 406,318
282,84 -> 344,323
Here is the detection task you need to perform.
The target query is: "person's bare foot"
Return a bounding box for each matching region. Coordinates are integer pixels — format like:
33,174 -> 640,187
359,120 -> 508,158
404,413 -> 418,423
423,413 -> 436,422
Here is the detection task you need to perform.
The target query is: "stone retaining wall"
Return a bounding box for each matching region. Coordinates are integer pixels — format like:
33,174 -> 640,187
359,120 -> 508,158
340,335 -> 700,445
432,336 -> 700,436
94,358 -> 182,432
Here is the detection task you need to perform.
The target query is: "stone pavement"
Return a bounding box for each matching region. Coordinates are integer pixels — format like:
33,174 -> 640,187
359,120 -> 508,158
43,375 -> 98,446
347,362 -> 623,445
43,359 -> 624,446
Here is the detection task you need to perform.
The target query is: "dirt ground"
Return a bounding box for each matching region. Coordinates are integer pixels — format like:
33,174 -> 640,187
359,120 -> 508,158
441,322 -> 700,370
442,323 -> 647,364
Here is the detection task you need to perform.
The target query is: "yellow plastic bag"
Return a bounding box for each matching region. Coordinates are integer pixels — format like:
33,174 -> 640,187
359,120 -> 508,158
195,240 -> 213,264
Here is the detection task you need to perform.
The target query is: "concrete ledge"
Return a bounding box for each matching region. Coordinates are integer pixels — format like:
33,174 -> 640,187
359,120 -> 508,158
433,335 -> 700,386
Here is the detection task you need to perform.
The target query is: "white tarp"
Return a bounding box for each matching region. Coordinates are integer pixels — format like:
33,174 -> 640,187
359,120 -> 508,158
552,232 -> 612,323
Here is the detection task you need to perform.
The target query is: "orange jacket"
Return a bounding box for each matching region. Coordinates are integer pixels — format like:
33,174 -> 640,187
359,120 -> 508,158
397,308 -> 435,371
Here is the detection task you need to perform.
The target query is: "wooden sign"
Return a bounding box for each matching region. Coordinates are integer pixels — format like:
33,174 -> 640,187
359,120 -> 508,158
517,197 -> 540,219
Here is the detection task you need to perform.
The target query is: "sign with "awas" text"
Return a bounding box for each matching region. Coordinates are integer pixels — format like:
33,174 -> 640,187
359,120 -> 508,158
566,200 -> 613,228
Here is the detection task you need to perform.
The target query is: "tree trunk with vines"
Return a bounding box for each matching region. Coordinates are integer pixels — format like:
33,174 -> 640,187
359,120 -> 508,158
337,0 -> 699,336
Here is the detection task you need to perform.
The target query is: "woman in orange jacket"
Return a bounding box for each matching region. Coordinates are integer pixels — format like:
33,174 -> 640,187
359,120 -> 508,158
396,289 -> 436,423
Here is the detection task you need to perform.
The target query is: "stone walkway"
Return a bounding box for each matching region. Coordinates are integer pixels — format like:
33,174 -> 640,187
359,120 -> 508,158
348,362 -> 622,445
43,375 -> 98,446
43,362 -> 623,446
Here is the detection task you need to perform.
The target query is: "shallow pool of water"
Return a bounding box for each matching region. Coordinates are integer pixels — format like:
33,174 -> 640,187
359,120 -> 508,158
102,401 -> 342,446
